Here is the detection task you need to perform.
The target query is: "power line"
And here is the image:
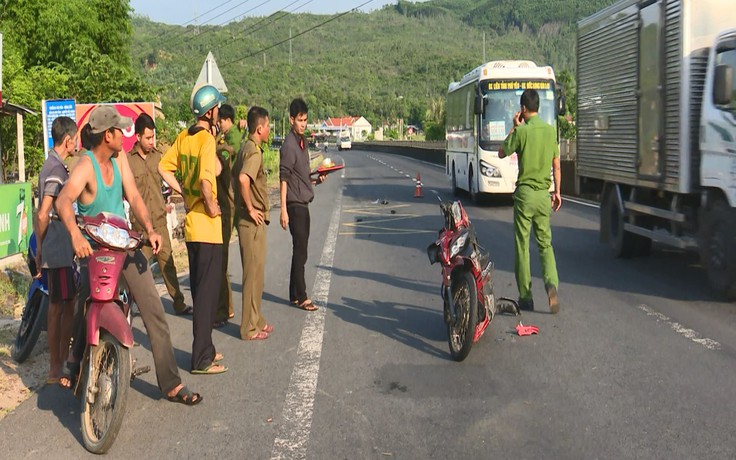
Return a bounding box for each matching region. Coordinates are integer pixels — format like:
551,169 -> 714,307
149,0 -> 238,42
221,0 -> 377,68
209,0 -> 315,54
157,0 -> 269,49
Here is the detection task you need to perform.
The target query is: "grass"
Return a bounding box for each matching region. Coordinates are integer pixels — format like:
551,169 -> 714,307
264,148 -> 280,187
0,269 -> 29,318
0,325 -> 15,357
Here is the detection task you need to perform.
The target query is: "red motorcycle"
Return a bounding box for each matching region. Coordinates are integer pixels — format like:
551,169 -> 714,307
427,201 -> 517,361
71,212 -> 148,454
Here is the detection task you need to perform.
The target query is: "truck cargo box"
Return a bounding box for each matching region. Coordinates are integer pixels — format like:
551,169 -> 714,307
576,0 -> 732,194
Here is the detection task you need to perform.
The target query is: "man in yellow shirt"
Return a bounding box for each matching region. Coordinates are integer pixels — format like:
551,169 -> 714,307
159,85 -> 227,375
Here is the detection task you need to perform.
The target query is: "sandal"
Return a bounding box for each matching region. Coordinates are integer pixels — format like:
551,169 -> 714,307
175,306 -> 194,316
214,352 -> 224,363
245,331 -> 269,341
167,386 -> 203,405
191,363 -> 228,375
296,300 -> 317,311
262,324 -> 274,333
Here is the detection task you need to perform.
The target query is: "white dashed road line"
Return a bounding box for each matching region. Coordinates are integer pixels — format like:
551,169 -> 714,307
637,304 -> 721,350
271,184 -> 343,460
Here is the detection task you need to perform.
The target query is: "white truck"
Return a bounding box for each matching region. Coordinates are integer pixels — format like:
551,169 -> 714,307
576,0 -> 736,298
446,60 -> 564,202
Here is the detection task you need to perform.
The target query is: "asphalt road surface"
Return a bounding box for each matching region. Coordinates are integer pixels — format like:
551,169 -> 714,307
2,148 -> 735,459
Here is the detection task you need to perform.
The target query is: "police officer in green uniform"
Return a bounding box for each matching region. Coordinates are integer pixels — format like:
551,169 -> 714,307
499,89 -> 561,314
213,104 -> 240,327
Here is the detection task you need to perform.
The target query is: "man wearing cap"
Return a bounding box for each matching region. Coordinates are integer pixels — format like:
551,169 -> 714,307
127,113 -> 190,316
159,85 -> 227,375
57,105 -> 202,404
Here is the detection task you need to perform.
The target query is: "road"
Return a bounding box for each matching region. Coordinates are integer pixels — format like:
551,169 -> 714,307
1,148 -> 735,459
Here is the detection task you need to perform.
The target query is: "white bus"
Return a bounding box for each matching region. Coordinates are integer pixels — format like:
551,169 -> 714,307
446,60 -> 562,201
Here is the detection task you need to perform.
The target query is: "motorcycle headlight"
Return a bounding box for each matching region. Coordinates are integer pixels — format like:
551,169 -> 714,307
86,223 -> 133,250
449,233 -> 469,259
480,159 -> 501,178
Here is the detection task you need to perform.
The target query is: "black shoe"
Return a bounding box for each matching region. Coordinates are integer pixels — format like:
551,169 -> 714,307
546,285 -> 560,314
518,298 -> 534,311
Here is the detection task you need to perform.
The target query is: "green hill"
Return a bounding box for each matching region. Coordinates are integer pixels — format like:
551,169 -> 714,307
132,0 -> 618,132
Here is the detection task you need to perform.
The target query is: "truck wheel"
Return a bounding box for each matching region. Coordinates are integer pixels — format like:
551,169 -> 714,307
451,164 -> 458,195
602,189 -> 651,258
700,200 -> 736,300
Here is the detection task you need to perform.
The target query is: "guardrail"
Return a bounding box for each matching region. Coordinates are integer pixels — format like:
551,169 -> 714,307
353,141 -> 445,166
354,141 -> 580,197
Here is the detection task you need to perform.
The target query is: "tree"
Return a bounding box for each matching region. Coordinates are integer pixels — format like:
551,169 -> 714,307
0,0 -> 152,180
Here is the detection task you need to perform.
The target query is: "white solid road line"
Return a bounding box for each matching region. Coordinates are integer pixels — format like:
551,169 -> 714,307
271,183 -> 343,460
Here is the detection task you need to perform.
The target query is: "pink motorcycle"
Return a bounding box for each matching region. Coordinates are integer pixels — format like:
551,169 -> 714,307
71,212 -> 147,454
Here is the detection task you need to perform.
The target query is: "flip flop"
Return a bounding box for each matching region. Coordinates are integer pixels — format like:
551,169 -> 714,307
175,306 -> 194,316
58,375 -> 73,389
296,300 -> 317,312
46,377 -> 59,385
191,363 -> 228,375
214,352 -> 224,363
167,386 -> 203,405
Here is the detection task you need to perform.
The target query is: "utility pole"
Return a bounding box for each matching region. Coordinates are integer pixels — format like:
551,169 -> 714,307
194,6 -> 200,35
483,31 -> 486,63
289,28 -> 293,65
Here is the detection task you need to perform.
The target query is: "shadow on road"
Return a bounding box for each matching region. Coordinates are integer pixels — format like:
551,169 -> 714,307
330,296 -> 449,360
35,384 -> 82,446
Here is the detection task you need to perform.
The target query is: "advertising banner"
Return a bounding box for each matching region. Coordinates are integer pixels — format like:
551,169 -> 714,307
42,99 -> 77,155
76,102 -> 155,153
0,182 -> 31,259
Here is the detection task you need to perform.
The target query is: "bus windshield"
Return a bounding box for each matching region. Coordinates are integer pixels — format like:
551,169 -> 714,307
479,81 -> 556,149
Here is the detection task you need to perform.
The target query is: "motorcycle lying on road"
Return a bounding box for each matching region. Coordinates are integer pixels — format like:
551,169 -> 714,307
12,233 -> 49,363
427,200 -> 518,361
70,212 -> 149,454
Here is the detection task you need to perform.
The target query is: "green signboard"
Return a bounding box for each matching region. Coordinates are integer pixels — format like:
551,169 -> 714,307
0,183 -> 31,259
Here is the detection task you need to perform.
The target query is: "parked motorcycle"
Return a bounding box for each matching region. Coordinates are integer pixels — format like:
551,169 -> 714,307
70,212 -> 148,454
12,233 -> 49,363
427,200 -> 517,361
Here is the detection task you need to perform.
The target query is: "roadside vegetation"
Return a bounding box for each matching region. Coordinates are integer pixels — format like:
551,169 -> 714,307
0,0 -> 617,181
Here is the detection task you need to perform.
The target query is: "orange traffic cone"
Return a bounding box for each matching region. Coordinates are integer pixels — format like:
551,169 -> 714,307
414,173 -> 424,198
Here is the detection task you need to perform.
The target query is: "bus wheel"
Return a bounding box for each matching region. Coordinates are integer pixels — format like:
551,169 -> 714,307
469,169 -> 481,204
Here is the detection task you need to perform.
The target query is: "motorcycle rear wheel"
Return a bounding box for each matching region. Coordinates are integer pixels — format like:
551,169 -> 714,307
81,331 -> 130,454
12,290 -> 48,363
448,271 -> 478,361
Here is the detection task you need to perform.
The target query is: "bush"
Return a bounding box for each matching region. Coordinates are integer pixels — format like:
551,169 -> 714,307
424,122 -> 445,141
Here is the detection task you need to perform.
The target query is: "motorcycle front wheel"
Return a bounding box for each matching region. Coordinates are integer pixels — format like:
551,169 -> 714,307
81,331 -> 130,454
448,270 -> 478,361
12,290 -> 48,363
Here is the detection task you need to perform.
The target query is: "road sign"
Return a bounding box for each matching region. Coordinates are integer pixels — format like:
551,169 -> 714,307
195,51 -> 228,93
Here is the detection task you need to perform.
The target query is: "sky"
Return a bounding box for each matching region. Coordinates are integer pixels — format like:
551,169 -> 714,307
129,0 -> 410,26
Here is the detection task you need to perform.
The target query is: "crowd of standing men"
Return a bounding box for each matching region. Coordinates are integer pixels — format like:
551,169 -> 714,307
35,84 -> 327,405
